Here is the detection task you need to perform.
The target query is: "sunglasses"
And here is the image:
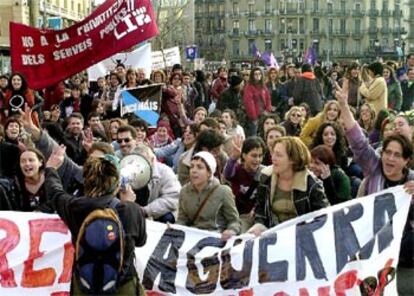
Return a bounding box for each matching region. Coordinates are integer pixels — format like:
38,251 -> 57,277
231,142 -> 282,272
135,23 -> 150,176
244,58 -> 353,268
292,113 -> 302,117
117,138 -> 132,144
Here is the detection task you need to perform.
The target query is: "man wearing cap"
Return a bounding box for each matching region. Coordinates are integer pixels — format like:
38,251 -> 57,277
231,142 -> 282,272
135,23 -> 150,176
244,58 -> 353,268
359,61 -> 387,115
292,63 -> 323,116
217,75 -> 243,111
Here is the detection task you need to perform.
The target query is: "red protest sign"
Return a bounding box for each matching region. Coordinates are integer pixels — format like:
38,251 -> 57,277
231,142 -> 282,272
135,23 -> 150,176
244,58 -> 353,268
10,0 -> 158,90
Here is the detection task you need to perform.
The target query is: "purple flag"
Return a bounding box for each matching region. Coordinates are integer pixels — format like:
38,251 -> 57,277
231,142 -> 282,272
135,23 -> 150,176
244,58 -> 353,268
262,51 -> 279,69
252,43 -> 261,58
303,46 -> 317,65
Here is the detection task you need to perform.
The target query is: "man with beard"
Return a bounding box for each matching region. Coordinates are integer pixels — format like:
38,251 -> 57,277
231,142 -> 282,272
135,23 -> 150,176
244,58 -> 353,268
62,113 -> 87,165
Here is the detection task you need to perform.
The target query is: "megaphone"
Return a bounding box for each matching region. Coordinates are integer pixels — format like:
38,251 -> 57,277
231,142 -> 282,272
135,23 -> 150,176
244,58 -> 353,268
119,154 -> 152,190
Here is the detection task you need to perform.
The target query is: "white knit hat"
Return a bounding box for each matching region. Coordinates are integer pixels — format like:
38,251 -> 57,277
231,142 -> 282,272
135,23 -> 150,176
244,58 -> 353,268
193,151 -> 217,177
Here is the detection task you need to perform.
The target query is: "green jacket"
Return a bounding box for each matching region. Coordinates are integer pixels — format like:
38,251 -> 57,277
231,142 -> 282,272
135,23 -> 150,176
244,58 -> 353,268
387,80 -> 403,111
177,178 -> 241,234
322,166 -> 351,205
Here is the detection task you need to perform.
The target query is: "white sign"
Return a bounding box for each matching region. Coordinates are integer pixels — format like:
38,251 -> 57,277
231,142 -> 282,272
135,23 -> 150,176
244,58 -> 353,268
87,43 -> 152,81
151,46 -> 181,70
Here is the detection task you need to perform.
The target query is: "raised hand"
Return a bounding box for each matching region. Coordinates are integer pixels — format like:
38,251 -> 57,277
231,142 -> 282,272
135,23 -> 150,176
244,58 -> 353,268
82,128 -> 94,152
334,79 -> 349,106
46,145 -> 66,170
230,134 -> 244,160
19,103 -> 35,128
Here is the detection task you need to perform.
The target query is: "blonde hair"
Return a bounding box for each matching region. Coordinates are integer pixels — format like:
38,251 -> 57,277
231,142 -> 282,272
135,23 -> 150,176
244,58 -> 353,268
322,100 -> 341,121
285,106 -> 303,123
272,137 -> 310,172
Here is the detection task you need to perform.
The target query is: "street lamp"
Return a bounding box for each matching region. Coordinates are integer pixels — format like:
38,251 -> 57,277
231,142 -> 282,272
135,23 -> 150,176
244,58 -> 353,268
402,39 -> 406,60
374,39 -> 380,61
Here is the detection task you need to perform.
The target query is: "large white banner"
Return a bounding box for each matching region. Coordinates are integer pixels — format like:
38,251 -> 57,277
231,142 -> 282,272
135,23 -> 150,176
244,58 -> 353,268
135,186 -> 411,296
0,186 -> 411,295
87,43 -> 152,81
151,47 -> 181,70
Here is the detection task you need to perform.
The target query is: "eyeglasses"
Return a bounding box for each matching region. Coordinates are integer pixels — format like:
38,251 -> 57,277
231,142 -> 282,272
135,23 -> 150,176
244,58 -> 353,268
117,138 -> 132,144
382,149 -> 403,159
292,113 -> 302,118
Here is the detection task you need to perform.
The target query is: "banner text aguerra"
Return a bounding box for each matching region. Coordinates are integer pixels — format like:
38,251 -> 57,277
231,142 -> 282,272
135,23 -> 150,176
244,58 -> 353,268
136,186 -> 411,296
10,0 -> 158,90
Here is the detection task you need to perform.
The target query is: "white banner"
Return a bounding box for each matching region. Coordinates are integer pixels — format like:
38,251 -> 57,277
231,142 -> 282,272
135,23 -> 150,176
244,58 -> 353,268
0,186 -> 411,295
0,212 -> 72,296
135,186 -> 411,296
87,43 -> 152,81
151,46 -> 181,70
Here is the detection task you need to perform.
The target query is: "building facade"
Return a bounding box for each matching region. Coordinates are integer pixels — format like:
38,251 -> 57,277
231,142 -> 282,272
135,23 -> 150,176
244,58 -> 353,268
195,0 -> 410,64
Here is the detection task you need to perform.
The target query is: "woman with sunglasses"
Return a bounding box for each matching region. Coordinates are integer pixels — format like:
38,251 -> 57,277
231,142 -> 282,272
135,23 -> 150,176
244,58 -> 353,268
280,106 -> 303,137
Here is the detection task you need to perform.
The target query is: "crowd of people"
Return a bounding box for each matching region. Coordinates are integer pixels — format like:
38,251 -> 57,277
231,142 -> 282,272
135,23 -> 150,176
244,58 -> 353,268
0,56 -> 414,295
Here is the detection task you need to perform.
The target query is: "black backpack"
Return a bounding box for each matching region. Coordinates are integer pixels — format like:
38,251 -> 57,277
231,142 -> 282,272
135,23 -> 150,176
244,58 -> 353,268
75,198 -> 125,294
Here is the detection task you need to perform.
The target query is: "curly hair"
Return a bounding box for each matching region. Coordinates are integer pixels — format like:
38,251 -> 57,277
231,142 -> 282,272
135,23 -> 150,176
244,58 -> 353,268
83,157 -> 120,198
311,122 -> 347,165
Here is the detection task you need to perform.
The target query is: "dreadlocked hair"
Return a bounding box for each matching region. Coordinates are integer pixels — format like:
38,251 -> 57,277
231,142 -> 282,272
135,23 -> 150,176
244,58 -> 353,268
83,157 -> 119,198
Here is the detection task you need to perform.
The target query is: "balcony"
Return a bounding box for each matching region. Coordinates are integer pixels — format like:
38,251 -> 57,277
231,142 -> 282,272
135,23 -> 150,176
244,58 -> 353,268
309,30 -> 326,37
263,10 -> 274,16
263,30 -> 275,37
368,28 -> 378,34
368,9 -> 379,17
333,30 -> 350,37
229,11 -> 241,17
393,10 -> 403,17
381,10 -> 391,17
351,9 -> 365,17
40,1 -> 85,21
245,30 -> 258,37
381,27 -> 390,34
310,10 -> 323,16
228,30 -> 241,37
393,28 -> 408,35
352,31 -> 363,38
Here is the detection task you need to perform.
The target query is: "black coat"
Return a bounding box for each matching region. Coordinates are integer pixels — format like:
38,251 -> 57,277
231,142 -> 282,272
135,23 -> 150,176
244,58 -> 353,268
401,80 -> 414,111
293,75 -> 323,116
44,168 -> 147,285
254,168 -> 329,228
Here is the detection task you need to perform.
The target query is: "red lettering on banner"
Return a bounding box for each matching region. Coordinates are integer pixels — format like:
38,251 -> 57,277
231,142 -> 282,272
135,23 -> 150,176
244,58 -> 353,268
317,286 -> 331,296
58,242 -> 74,283
239,288 -> 254,296
274,292 -> 289,296
146,291 -> 166,296
334,270 -> 358,296
0,218 -> 20,287
51,292 -> 70,296
299,288 -> 310,296
21,218 -> 69,288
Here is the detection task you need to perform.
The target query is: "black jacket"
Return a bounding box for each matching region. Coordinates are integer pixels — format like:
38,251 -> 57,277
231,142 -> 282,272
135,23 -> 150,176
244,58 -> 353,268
254,167 -> 329,228
401,80 -> 414,111
44,168 -> 147,285
293,75 -> 323,116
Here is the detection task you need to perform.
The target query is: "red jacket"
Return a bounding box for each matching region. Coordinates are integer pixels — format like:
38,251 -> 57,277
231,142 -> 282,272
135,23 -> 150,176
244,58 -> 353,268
210,77 -> 228,101
243,83 -> 272,121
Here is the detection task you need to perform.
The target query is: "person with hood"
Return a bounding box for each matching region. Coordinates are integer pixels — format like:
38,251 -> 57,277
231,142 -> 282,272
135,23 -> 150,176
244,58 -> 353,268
292,63 -> 323,116
359,61 -> 388,115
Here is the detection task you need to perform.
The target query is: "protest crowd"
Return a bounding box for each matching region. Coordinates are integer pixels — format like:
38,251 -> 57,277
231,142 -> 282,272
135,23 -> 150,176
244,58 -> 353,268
1,53 -> 414,295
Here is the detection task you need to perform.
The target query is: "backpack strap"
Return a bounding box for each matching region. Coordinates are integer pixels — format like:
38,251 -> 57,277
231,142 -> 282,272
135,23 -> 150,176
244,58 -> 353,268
109,197 -> 121,209
190,185 -> 220,225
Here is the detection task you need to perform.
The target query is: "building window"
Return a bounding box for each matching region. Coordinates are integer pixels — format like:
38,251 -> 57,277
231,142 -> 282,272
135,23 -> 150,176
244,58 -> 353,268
248,39 -> 255,55
328,19 -> 333,34
233,20 -> 239,34
341,39 -> 346,54
355,19 -> 361,33
340,19 -> 346,33
299,39 -> 304,51
248,4 -> 254,14
327,3 -> 333,13
265,0 -> 271,14
218,18 -> 225,31
299,18 -> 305,34
248,19 -> 255,32
232,40 -> 240,56
340,1 -> 346,11
313,18 -> 319,32
219,4 -> 224,15
280,39 -> 286,51
232,2 -> 239,14
370,0 -> 376,10
382,1 -> 388,11
280,18 -> 286,33
355,3 -> 361,11
265,19 -> 272,32
313,0 -> 319,11
265,39 -> 272,51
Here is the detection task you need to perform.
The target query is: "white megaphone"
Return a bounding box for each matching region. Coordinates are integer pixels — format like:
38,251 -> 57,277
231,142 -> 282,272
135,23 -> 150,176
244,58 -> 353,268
119,154 -> 152,190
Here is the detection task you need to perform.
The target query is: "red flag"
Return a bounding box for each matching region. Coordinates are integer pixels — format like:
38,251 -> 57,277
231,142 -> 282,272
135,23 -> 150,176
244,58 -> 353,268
10,0 -> 158,90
